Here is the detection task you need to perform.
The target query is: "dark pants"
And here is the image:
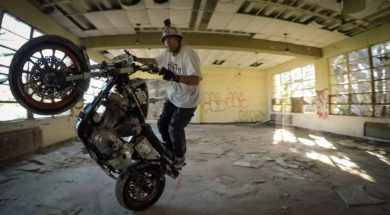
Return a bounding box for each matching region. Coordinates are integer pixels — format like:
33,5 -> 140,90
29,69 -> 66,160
157,99 -> 196,159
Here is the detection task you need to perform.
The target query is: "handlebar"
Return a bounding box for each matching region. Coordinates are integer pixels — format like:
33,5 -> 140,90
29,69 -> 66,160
66,60 -> 160,82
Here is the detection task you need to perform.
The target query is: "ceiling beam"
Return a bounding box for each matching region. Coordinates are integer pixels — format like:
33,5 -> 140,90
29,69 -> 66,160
0,0 -> 109,62
0,0 -> 78,42
81,32 -> 322,58
2,0 -> 321,60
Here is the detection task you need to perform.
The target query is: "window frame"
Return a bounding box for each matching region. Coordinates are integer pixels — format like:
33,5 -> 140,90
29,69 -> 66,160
329,41 -> 390,118
0,11 -> 72,122
272,64 -> 316,114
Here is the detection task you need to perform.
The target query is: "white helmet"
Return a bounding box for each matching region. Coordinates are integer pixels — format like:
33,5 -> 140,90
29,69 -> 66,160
161,19 -> 183,42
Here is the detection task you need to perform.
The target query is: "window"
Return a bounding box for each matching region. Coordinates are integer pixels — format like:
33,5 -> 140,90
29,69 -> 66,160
83,60 -> 106,105
329,41 -> 390,117
272,64 -> 316,113
0,12 -> 32,121
0,12 -> 70,121
372,42 -> 390,117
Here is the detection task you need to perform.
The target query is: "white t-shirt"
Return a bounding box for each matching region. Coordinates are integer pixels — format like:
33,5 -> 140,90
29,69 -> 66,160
155,46 -> 202,108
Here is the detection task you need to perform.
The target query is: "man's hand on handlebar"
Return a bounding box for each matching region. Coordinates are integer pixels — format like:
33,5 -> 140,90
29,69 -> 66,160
160,67 -> 180,82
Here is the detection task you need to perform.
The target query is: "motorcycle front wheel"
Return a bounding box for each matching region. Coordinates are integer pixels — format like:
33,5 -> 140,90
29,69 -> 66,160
8,35 -> 90,115
115,163 -> 166,211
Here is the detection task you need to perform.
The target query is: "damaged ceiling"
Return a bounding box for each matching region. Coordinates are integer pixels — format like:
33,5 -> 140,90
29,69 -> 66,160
27,0 -> 390,69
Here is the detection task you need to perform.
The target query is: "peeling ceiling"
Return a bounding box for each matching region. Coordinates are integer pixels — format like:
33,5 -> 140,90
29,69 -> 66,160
28,0 -> 390,69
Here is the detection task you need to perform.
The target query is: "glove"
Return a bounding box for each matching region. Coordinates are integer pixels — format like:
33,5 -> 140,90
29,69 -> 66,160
160,67 -> 180,82
148,64 -> 160,74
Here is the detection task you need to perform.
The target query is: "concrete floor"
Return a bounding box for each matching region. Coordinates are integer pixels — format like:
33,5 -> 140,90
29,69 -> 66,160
1,123 -> 390,215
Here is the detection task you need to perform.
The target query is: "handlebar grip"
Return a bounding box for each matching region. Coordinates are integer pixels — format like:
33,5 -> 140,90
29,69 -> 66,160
148,64 -> 160,74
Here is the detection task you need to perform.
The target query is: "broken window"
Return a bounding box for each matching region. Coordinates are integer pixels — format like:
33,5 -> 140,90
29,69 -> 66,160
329,41 -> 390,117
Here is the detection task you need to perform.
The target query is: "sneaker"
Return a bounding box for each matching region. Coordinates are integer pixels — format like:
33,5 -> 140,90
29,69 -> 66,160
174,157 -> 186,169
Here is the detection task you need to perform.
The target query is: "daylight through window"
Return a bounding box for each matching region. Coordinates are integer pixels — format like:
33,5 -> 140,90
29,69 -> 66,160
329,41 -> 390,117
272,64 -> 316,113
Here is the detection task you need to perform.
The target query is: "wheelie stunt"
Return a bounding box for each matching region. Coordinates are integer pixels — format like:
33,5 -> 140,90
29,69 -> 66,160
7,19 -> 201,211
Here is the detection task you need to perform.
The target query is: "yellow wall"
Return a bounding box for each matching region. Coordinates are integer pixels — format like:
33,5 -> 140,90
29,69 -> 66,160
0,114 -> 78,146
133,67 -> 268,123
265,22 -> 390,139
197,67 -> 267,123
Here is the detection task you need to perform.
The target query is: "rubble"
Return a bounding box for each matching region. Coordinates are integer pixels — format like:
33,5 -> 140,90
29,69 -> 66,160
233,160 -> 263,168
229,184 -> 260,198
200,148 -> 229,156
333,139 -> 377,151
250,179 -> 266,184
0,174 -> 13,184
281,205 -> 289,210
334,184 -> 387,207
208,176 -> 260,198
17,163 -> 42,172
275,158 -> 315,170
280,193 -> 290,200
232,153 -> 269,168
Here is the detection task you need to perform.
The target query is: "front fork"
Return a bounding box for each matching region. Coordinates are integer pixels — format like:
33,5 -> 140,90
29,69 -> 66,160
138,124 -> 179,178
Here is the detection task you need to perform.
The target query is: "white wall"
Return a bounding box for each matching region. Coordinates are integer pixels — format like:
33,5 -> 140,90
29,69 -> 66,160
288,113 -> 389,138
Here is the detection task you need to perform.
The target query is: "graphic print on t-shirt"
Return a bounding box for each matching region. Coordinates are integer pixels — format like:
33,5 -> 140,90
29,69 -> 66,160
168,62 -> 181,74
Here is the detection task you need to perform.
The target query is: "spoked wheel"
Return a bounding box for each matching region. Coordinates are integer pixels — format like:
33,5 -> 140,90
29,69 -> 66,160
115,164 -> 165,211
8,35 -> 90,115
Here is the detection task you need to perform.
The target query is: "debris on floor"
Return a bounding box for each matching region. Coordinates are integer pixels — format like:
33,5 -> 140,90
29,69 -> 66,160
232,153 -> 271,169
334,184 -> 387,207
1,124 -> 390,215
17,162 -> 42,172
279,193 -> 290,200
208,176 -> 260,198
27,158 -> 45,165
275,158 -> 314,170
333,139 -> 377,151
0,174 -> 13,184
228,184 -> 260,198
281,205 -> 289,210
63,207 -> 83,215
200,148 -> 229,157
233,160 -> 263,168
17,162 -> 54,174
250,179 -> 267,184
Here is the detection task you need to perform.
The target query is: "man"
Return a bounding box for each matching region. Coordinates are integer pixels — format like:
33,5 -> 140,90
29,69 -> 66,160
135,19 -> 202,168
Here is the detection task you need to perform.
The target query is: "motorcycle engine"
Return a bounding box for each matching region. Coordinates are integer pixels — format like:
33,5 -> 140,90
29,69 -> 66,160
90,129 -> 133,170
100,92 -> 142,137
88,92 -> 142,170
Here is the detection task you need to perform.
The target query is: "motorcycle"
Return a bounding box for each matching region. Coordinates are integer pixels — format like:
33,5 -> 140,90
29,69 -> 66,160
8,35 -> 180,210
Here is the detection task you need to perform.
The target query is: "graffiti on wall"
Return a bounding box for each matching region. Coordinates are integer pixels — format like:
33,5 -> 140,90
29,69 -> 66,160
201,91 -> 249,113
201,91 -> 264,122
316,89 -> 329,119
144,83 -> 265,122
238,109 -> 265,122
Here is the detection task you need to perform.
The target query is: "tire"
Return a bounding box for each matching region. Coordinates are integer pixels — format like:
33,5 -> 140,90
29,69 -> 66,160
115,164 -> 165,211
8,35 -> 90,115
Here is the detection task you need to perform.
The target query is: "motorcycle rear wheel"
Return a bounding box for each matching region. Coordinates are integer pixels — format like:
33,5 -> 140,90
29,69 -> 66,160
8,35 -> 90,115
115,164 -> 166,211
